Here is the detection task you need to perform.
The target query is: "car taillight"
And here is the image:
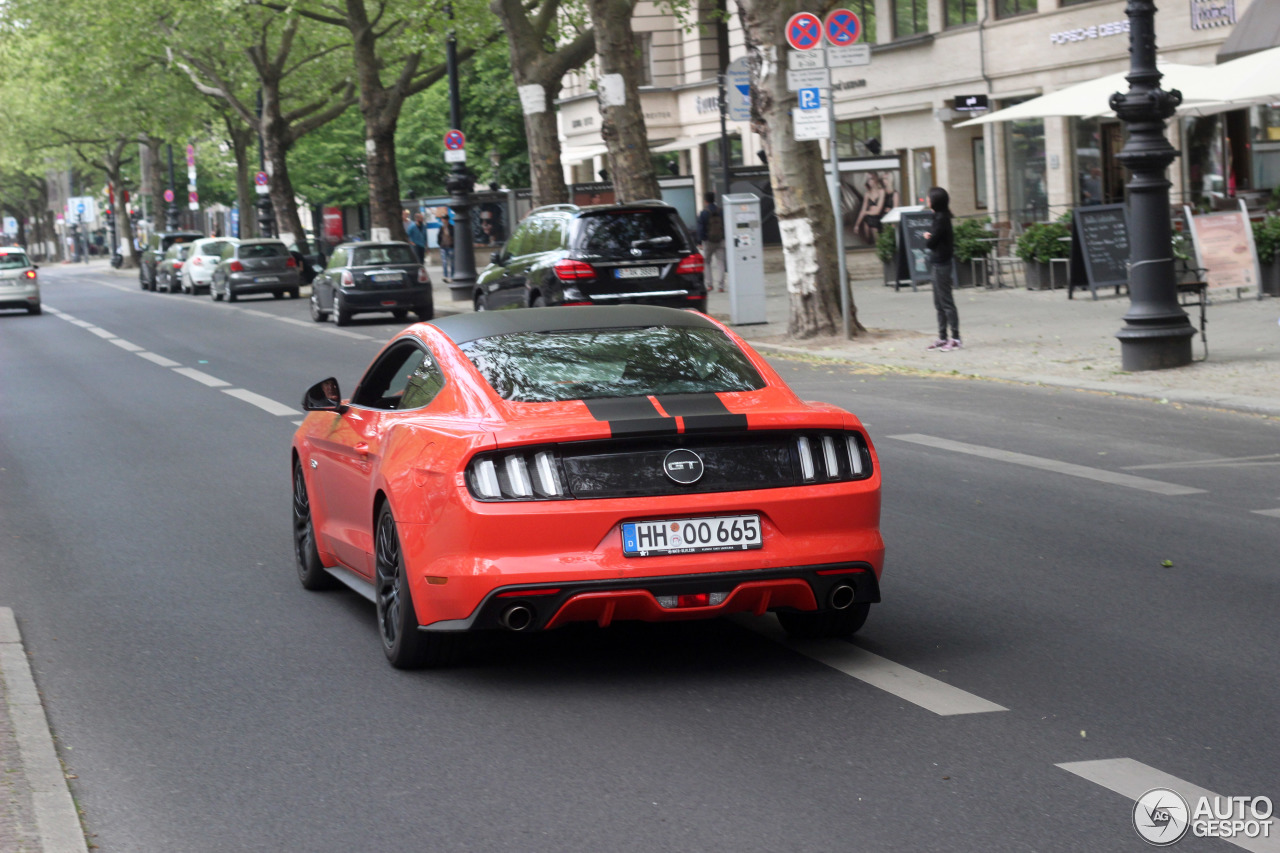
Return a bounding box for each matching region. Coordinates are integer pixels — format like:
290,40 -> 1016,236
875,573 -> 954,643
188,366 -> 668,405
23,269 -> 36,280
286,256 -> 297,267
467,449 -> 569,501
553,259 -> 596,281
229,260 -> 244,272
676,253 -> 704,274
340,270 -> 354,287
193,256 -> 203,265
417,266 -> 430,284
794,432 -> 873,483
172,261 -> 183,269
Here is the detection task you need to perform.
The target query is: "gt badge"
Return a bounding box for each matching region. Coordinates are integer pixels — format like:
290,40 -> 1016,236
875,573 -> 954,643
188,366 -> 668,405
663,449 -> 704,484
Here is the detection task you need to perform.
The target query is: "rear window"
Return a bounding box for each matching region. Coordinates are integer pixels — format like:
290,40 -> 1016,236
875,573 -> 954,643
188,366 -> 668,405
240,243 -> 288,259
458,326 -> 764,403
572,210 -> 692,258
352,245 -> 417,266
0,252 -> 31,269
201,241 -> 230,256
163,235 -> 198,249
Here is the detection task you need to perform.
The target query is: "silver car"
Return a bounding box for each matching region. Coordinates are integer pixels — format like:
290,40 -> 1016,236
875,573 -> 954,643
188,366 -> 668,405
0,247 -> 40,315
210,238 -> 302,302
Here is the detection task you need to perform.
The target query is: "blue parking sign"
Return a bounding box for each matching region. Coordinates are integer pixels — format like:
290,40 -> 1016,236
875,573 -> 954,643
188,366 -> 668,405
798,88 -> 822,110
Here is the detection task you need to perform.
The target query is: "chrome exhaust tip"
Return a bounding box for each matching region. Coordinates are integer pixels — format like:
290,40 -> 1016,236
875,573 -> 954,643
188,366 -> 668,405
828,583 -> 856,611
500,604 -> 535,632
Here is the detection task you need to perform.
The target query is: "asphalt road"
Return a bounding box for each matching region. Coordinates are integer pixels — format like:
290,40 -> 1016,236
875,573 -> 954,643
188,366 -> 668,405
1,265 -> 1277,852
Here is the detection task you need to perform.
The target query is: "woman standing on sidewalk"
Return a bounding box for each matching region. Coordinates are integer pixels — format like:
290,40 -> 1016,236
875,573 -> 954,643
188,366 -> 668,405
923,187 -> 961,351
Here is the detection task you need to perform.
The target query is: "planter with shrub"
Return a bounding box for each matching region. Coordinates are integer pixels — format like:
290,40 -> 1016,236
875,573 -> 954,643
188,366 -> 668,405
876,224 -> 898,285
1252,215 -> 1280,296
1015,221 -> 1071,290
954,216 -> 992,288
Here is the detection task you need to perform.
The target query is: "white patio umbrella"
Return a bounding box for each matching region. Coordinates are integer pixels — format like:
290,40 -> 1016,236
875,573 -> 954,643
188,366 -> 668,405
1202,44 -> 1280,103
955,62 -> 1221,126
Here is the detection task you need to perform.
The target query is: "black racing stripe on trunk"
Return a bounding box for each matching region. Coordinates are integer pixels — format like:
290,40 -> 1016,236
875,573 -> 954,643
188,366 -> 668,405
655,394 -> 749,433
583,397 -> 677,437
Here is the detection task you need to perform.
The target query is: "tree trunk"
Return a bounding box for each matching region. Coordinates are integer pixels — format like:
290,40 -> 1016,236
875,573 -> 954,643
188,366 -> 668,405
261,87 -> 309,252
736,0 -> 862,338
146,138 -> 167,230
523,83 -> 570,206
585,0 -> 660,202
226,116 -> 256,239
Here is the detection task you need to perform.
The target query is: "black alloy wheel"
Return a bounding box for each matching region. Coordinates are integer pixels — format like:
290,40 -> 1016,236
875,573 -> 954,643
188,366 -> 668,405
227,286 -> 238,303
292,461 -> 337,591
309,290 -> 329,322
373,504 -> 459,669
776,603 -> 871,639
333,295 -> 352,326
212,279 -> 224,301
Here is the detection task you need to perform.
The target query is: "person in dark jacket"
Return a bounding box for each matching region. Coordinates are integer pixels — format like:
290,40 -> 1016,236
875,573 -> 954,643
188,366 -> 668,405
923,186 -> 960,351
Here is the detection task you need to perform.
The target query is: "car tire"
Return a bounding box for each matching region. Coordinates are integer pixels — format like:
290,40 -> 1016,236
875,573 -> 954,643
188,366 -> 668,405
374,504 -> 460,669
212,283 -> 224,301
28,303 -> 41,315
474,292 -> 487,312
139,269 -> 147,290
333,297 -> 352,327
292,461 -> 338,591
415,304 -> 434,321
273,290 -> 284,299
392,309 -> 408,320
776,603 -> 871,639
289,288 -> 300,299
227,287 -> 238,303
531,294 -> 546,308
309,291 -> 329,322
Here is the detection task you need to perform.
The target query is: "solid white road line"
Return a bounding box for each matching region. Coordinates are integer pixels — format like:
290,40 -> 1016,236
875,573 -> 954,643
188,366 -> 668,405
172,367 -> 231,388
221,388 -> 301,417
736,615 -> 1007,716
1251,508 -> 1280,518
889,434 -> 1207,496
109,338 -> 144,352
136,352 -> 182,368
1057,758 -> 1280,853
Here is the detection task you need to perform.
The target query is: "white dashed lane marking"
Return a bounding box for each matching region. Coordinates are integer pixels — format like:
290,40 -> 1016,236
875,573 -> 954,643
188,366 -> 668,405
1125,454 -> 1280,470
736,615 -> 1007,716
889,434 -> 1207,496
109,338 -> 144,352
1251,508 -> 1280,519
221,388 -> 301,417
172,367 -> 231,388
136,352 -> 181,368
87,326 -> 115,339
1057,758 -> 1280,853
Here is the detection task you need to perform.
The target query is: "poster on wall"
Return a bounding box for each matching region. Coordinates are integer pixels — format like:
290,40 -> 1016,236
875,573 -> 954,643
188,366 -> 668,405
837,164 -> 899,250
1185,203 -> 1259,292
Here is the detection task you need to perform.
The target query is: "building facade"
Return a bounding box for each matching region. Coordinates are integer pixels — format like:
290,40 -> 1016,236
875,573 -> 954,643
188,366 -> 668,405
556,0 -> 1263,250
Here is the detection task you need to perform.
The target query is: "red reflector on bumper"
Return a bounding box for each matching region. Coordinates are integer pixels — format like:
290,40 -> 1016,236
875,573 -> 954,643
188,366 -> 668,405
676,593 -> 709,608
816,568 -> 868,576
497,588 -> 561,598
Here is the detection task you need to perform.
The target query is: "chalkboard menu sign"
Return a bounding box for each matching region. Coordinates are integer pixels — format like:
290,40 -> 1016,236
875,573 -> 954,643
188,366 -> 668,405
896,210 -> 936,289
1069,204 -> 1129,298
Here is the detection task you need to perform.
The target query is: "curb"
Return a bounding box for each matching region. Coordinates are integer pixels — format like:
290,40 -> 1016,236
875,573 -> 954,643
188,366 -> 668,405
0,609 -> 88,853
749,341 -> 1280,419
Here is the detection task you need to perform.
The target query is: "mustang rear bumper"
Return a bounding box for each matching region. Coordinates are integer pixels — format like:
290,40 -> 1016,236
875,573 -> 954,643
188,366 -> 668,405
420,562 -> 879,633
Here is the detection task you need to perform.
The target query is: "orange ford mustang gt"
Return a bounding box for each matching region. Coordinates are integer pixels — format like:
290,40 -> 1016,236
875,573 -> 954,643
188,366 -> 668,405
291,306 -> 884,668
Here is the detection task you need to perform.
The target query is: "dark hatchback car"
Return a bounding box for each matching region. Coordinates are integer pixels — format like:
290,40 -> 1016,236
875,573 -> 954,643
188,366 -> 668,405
210,239 -> 302,302
310,241 -> 433,326
139,230 -> 203,290
154,243 -> 192,293
473,202 -> 705,313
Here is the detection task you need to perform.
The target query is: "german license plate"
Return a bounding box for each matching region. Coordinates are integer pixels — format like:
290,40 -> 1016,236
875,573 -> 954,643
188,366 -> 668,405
615,267 -> 659,279
255,275 -> 278,283
373,273 -> 401,282
622,515 -> 762,557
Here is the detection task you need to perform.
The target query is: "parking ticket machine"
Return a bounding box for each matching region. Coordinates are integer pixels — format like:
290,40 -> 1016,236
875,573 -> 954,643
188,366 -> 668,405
723,193 -> 766,325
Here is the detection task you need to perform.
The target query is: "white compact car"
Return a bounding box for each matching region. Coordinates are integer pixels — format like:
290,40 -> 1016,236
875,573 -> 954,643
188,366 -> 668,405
0,247 -> 40,315
181,237 -> 238,295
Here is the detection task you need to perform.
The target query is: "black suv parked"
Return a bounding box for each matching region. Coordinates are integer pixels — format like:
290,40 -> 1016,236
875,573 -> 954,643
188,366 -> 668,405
474,202 -> 705,312
139,231 -> 203,290
309,241 -> 433,326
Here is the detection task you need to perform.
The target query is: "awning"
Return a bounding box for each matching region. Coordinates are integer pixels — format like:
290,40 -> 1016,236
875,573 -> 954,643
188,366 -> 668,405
559,144 -> 609,163
1217,0 -> 1280,64
650,132 -> 737,154
1202,44 -> 1280,103
955,62 -> 1220,126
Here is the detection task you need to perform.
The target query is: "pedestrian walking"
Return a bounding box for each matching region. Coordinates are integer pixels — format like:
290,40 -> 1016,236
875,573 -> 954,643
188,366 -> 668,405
437,211 -> 455,282
696,191 -> 726,292
923,187 -> 961,351
407,212 -> 427,264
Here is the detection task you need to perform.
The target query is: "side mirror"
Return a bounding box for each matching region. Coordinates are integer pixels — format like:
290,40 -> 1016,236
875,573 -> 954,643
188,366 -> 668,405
490,250 -> 504,265
302,377 -> 348,413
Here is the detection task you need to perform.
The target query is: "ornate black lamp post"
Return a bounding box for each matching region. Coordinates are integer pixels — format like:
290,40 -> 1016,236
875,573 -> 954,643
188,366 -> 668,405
445,3 -> 477,301
256,91 -> 275,239
1110,0 -> 1196,371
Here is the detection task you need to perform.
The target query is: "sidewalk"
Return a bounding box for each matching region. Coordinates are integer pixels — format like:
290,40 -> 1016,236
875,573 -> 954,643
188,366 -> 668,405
716,248 -> 1280,418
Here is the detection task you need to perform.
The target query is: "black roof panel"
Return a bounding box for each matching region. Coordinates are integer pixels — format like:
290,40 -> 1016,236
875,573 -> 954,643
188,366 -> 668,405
428,306 -> 717,344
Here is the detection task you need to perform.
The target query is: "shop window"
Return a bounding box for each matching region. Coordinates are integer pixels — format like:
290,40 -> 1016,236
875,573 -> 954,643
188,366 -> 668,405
912,149 -> 935,205
893,0 -> 928,38
836,117 -> 883,158
973,138 -> 988,209
1004,100 -> 1047,223
840,166 -> 901,249
703,136 -> 743,173
946,0 -> 977,27
1074,118 -> 1104,206
1252,105 -> 1280,195
636,33 -> 653,87
995,0 -> 1036,19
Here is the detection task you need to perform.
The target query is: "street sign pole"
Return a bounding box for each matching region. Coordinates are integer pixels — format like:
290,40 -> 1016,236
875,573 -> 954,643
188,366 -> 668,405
829,105 -> 849,340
